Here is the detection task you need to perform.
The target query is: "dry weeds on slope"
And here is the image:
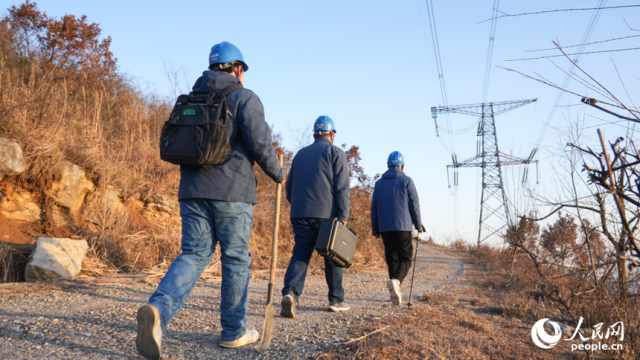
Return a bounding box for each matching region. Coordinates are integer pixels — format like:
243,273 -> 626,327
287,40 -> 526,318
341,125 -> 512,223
0,2 -> 179,275
0,2 -> 383,281
338,243 -> 638,360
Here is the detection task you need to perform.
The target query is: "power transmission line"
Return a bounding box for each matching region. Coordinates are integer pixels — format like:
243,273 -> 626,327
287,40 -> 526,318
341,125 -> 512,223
481,0 -> 500,104
524,0 -> 579,158
425,0 -> 456,154
440,120 -> 479,135
507,47 -> 640,61
421,0 -> 460,233
526,34 -> 640,52
478,4 -> 638,24
533,0 -> 607,150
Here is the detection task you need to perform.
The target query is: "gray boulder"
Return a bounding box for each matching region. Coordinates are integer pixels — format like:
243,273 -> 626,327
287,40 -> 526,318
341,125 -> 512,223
0,138 -> 26,181
83,186 -> 127,226
146,194 -> 179,215
0,189 -> 41,222
47,161 -> 95,214
25,237 -> 89,282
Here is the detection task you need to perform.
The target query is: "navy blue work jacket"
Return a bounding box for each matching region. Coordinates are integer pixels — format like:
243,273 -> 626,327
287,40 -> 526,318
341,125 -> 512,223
371,168 -> 423,235
178,71 -> 285,204
285,137 -> 350,221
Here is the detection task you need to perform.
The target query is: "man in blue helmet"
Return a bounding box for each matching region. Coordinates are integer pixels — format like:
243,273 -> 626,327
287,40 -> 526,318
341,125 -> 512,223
280,116 -> 351,318
371,151 -> 424,306
135,41 -> 285,359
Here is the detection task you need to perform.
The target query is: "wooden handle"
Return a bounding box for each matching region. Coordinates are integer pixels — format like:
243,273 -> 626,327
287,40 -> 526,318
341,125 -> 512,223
268,154 -> 284,285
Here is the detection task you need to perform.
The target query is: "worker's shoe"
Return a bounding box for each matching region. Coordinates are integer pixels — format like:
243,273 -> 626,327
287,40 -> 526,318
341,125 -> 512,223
219,329 -> 259,348
387,279 -> 402,306
328,301 -> 350,312
281,293 -> 297,319
136,304 -> 162,360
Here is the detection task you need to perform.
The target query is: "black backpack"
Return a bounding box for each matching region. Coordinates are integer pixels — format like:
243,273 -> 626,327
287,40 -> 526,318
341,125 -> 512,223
160,85 -> 243,167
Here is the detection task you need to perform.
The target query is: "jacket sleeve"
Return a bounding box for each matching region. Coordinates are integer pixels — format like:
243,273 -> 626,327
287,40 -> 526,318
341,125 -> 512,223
333,148 -> 351,222
285,164 -> 293,204
406,178 -> 423,230
237,92 -> 285,183
371,184 -> 379,236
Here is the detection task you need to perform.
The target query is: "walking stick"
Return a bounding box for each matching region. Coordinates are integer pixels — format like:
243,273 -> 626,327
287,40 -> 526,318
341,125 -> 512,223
257,154 -> 284,353
407,231 -> 421,308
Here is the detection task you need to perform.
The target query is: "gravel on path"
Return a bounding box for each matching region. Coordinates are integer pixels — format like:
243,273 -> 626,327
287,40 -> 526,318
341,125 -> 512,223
0,244 -> 464,359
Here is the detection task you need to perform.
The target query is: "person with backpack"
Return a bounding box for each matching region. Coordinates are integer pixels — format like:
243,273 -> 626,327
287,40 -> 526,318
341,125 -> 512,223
136,41 -> 286,360
371,151 -> 424,306
280,116 -> 351,318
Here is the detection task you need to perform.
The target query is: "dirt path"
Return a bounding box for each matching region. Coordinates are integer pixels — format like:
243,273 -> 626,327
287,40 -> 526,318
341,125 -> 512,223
0,244 -> 464,359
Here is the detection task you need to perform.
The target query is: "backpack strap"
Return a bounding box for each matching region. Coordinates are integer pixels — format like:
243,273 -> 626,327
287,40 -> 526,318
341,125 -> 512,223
216,84 -> 245,151
188,84 -> 244,105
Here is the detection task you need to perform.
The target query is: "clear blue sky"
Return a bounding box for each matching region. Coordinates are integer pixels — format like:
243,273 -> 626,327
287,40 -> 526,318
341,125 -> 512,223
7,0 -> 639,244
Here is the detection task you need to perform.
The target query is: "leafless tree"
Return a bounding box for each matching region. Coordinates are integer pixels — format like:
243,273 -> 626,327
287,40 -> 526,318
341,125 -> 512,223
162,59 -> 190,101
498,37 -> 640,357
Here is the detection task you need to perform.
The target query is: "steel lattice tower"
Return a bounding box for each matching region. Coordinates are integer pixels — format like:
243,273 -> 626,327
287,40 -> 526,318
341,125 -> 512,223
432,99 -> 538,244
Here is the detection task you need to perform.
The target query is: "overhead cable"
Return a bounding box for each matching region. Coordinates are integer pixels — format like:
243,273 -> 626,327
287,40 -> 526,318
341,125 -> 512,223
425,0 -> 456,154
526,34 -> 640,52
533,0 -> 607,150
477,4 -> 638,24
481,0 -> 500,104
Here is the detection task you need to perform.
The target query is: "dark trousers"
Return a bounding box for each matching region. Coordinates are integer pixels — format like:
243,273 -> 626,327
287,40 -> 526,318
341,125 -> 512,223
282,218 -> 345,303
381,231 -> 413,283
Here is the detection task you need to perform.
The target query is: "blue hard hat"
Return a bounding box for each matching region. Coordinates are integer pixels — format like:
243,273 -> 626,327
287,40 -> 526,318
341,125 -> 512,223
209,41 -> 249,71
313,116 -> 336,133
387,151 -> 405,166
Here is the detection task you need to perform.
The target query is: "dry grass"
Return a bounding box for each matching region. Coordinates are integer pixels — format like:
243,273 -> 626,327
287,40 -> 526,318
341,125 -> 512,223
331,244 -> 639,360
330,281 -> 579,359
79,255 -> 118,277
0,18 -> 183,275
0,241 -> 33,282
0,10 -> 385,281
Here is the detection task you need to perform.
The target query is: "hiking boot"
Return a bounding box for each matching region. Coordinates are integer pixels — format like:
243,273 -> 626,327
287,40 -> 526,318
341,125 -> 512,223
387,279 -> 402,306
219,329 -> 259,348
328,301 -> 350,312
280,293 -> 297,319
136,304 -> 162,360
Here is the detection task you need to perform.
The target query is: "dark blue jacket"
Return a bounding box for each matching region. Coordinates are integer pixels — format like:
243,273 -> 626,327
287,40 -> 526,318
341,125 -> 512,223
178,71 -> 285,204
286,137 -> 350,221
371,168 -> 423,235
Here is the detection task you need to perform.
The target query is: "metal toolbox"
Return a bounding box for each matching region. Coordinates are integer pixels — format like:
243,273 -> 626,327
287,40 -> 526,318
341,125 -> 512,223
315,218 -> 358,268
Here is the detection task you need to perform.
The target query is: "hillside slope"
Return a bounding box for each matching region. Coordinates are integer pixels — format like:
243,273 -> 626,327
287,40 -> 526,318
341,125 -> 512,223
0,2 -> 383,282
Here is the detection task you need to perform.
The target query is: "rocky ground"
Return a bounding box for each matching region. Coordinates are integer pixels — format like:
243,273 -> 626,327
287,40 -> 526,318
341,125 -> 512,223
0,243 -> 463,359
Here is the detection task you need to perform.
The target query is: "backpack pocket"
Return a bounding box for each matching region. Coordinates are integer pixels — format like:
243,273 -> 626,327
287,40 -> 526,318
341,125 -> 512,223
203,118 -> 232,166
161,125 -> 203,154
172,104 -> 209,126
160,104 -> 209,165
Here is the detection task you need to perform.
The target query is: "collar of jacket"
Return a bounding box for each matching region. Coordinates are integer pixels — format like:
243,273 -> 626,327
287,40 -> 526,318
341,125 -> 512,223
192,70 -> 243,93
313,137 -> 333,145
382,168 -> 405,179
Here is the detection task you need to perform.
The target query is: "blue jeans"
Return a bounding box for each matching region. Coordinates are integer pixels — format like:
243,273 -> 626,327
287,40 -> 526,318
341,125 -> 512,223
282,218 -> 344,303
148,199 -> 253,342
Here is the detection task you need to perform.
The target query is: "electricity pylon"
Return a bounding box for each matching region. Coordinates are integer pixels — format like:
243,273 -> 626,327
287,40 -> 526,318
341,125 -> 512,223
432,99 -> 538,244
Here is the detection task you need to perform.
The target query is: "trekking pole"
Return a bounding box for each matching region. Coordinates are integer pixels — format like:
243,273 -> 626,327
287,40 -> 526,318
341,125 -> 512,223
257,154 -> 284,353
407,230 -> 420,308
